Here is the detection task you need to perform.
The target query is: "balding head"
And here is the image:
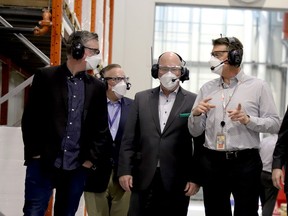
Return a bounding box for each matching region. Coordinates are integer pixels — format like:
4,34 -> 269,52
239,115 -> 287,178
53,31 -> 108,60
158,52 -> 183,67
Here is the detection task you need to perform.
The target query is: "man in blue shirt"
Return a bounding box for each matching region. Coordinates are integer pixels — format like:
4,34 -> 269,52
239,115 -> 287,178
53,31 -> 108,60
84,64 -> 133,216
22,30 -> 112,216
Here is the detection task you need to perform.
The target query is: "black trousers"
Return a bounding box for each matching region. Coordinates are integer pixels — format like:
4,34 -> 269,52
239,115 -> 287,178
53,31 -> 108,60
201,148 -> 262,216
128,168 -> 190,216
259,171 -> 279,216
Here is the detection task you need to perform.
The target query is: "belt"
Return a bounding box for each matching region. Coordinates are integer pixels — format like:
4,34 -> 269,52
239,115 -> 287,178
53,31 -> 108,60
203,147 -> 259,160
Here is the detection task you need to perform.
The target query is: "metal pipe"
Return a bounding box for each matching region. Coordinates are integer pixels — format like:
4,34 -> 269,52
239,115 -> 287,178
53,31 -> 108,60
0,26 -> 34,33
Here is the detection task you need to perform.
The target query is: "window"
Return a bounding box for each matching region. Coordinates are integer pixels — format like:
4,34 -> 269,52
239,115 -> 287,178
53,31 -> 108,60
153,5 -> 287,115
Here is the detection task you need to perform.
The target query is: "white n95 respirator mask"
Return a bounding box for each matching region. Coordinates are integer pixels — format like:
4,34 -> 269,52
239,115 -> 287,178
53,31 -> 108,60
112,80 -> 127,99
85,55 -> 101,70
159,72 -> 179,90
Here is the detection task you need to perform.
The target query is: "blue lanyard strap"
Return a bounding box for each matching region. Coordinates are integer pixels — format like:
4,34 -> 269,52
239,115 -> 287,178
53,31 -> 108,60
108,104 -> 121,128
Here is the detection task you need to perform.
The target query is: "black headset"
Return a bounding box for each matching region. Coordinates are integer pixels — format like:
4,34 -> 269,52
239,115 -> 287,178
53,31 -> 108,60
151,52 -> 189,82
71,31 -> 85,60
99,68 -> 131,91
226,37 -> 243,67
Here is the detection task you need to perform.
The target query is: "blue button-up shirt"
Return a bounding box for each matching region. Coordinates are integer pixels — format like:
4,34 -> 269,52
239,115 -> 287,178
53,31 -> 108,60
54,71 -> 85,170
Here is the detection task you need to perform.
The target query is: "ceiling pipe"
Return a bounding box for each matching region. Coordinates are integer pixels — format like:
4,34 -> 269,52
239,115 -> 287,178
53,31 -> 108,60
33,8 -> 52,36
0,26 -> 34,33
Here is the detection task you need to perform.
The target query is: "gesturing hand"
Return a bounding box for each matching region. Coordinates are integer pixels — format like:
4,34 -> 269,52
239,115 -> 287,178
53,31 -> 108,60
227,103 -> 250,125
192,97 -> 216,116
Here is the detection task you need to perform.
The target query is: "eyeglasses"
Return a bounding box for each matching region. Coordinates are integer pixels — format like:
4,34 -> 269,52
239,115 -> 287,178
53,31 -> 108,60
84,46 -> 100,55
105,77 -> 129,83
158,66 -> 182,73
211,51 -> 228,58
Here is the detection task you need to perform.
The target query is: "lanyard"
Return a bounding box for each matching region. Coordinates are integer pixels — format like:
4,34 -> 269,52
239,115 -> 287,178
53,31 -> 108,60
221,81 -> 241,110
220,81 -> 241,130
108,104 -> 121,128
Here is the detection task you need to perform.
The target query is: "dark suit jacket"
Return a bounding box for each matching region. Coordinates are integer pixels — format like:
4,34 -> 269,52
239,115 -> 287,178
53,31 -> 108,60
118,86 -> 204,192
84,96 -> 133,193
21,63 -> 112,170
272,108 -> 288,193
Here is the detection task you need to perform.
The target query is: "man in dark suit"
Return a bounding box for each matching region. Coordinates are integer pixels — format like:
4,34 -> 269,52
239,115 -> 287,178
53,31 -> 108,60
118,52 -> 204,216
84,64 -> 133,216
272,109 -> 288,215
21,30 -> 112,216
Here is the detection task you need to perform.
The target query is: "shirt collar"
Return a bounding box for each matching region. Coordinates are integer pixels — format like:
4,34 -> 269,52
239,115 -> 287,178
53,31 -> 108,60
107,98 -> 121,105
64,63 -> 86,80
218,69 -> 244,87
159,86 -> 179,95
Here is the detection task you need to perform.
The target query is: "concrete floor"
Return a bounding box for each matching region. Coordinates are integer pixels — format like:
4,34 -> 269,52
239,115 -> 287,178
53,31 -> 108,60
0,126 -> 262,216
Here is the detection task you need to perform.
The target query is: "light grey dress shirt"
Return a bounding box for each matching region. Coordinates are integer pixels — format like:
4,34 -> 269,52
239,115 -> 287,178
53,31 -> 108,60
188,70 -> 280,151
259,134 -> 278,173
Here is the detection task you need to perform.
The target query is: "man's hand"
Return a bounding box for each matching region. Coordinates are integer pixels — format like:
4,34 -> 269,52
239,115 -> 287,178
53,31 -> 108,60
184,182 -> 200,196
82,160 -> 93,169
272,168 -> 284,190
119,175 -> 133,192
227,103 -> 250,125
192,98 -> 216,116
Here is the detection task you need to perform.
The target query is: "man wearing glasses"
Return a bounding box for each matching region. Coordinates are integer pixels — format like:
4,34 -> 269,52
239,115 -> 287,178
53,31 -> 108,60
22,30 -> 112,216
118,52 -> 204,216
84,64 -> 133,216
188,36 -> 280,216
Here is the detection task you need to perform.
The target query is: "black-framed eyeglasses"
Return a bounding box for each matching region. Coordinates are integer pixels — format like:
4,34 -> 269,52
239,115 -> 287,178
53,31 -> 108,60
104,76 -> 129,83
211,50 -> 228,58
84,46 -> 100,55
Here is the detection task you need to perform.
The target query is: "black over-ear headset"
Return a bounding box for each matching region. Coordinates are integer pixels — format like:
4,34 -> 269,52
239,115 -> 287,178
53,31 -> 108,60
151,52 -> 189,82
71,31 -> 85,60
226,37 -> 242,67
99,69 -> 109,90
99,67 -> 131,91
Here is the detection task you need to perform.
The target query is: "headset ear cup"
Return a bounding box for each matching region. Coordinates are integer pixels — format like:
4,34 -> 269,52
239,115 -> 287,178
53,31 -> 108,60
100,77 -> 108,90
105,80 -> 108,90
151,64 -> 159,79
180,67 -> 190,82
226,37 -> 242,67
228,50 -> 242,66
126,82 -> 131,90
72,42 -> 85,60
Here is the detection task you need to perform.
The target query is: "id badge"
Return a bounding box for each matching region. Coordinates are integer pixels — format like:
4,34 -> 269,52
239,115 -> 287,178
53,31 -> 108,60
216,133 -> 226,150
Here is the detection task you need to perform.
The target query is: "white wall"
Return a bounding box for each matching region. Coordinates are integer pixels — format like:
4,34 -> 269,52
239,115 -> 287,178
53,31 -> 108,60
112,0 -> 288,99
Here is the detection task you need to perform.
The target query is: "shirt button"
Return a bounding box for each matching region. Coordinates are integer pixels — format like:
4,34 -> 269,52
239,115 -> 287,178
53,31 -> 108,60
69,122 -> 72,125
72,109 -> 75,111
67,136 -> 70,139
73,95 -> 76,98
64,149 -> 67,152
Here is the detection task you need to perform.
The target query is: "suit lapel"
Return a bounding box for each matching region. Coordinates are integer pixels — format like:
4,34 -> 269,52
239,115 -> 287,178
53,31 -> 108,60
54,65 -> 68,115
150,87 -> 161,134
162,87 -> 185,134
115,98 -> 130,141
